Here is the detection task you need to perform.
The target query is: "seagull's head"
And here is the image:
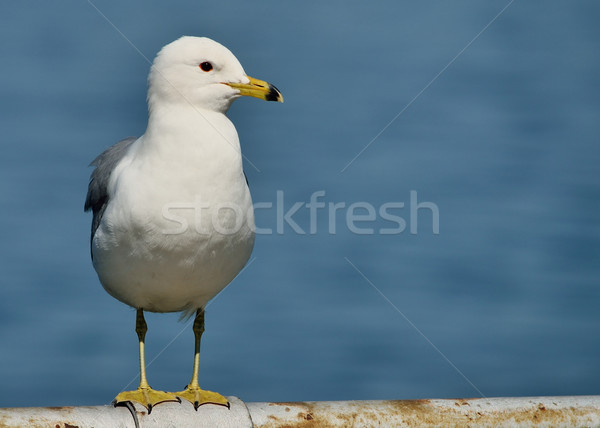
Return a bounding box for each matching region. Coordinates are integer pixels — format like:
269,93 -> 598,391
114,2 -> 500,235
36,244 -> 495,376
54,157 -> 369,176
148,36 -> 283,113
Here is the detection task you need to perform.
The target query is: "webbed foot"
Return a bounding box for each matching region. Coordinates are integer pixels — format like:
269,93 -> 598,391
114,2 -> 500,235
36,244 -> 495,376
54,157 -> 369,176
175,386 -> 229,410
114,387 -> 180,413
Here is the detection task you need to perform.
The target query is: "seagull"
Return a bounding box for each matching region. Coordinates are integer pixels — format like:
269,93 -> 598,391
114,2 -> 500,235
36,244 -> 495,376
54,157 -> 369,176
84,36 -> 283,412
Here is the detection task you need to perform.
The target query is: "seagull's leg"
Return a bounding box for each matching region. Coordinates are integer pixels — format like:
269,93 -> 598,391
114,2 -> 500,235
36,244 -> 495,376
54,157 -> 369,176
175,308 -> 229,409
113,309 -> 179,413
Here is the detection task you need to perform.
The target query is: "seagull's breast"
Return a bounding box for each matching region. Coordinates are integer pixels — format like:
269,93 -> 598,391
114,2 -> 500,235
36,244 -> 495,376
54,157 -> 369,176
92,108 -> 255,313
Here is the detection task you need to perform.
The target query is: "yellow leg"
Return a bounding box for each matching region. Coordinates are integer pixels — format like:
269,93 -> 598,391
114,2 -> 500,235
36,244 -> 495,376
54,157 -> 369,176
175,309 -> 229,409
114,309 -> 179,412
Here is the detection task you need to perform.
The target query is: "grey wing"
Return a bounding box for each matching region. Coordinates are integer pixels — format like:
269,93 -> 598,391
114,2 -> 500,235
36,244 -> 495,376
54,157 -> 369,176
84,136 -> 137,255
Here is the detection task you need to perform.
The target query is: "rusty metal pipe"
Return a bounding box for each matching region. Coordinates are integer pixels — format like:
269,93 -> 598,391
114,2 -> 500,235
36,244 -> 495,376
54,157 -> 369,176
1,396 -> 600,428
248,396 -> 600,427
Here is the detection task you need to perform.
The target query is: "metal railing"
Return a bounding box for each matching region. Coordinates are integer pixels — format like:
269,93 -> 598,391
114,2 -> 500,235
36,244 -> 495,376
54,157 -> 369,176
1,395 -> 599,427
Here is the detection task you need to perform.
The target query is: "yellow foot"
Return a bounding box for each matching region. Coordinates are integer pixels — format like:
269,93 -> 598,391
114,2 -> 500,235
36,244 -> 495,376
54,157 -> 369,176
175,386 -> 229,410
113,387 -> 180,413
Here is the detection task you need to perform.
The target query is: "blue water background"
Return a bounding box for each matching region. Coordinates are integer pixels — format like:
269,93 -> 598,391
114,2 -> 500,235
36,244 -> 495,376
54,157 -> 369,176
0,1 -> 599,406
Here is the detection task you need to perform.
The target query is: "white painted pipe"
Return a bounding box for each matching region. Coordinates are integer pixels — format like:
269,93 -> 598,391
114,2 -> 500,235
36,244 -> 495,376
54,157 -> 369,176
1,396 -> 599,427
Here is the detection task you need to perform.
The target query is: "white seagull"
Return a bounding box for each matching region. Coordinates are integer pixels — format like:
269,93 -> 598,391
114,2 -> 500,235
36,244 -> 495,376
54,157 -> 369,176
84,36 -> 283,412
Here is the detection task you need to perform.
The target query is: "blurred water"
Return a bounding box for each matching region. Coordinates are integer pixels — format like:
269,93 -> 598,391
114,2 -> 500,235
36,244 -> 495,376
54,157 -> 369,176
0,1 -> 599,407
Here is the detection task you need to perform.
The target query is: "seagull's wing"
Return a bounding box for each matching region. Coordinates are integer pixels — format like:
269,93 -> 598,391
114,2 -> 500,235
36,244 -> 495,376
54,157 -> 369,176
84,136 -> 137,254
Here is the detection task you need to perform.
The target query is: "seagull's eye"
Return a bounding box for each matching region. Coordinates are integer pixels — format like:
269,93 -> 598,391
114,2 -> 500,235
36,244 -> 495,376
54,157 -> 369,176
199,62 -> 213,72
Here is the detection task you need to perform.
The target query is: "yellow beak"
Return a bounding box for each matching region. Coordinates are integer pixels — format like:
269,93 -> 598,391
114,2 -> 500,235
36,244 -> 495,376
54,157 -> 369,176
225,76 -> 284,102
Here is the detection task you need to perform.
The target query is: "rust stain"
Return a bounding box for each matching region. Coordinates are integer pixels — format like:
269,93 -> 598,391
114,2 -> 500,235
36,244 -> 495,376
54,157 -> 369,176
0,416 -> 80,428
262,401 -> 412,428
297,412 -> 314,421
269,402 -> 303,407
258,399 -> 600,427
383,398 -> 591,427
